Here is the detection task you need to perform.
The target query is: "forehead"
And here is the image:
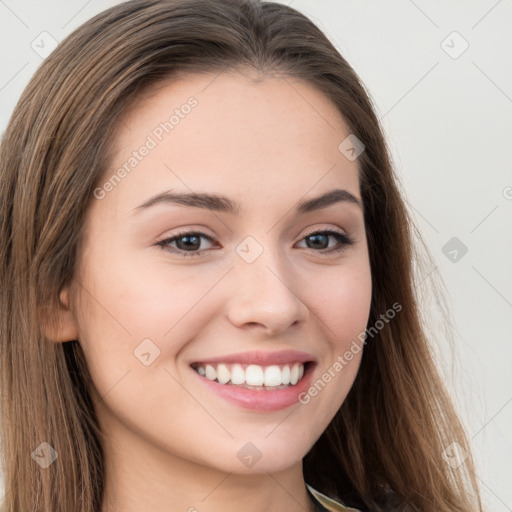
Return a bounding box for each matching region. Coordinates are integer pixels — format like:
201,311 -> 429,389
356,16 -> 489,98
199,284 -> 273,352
94,70 -> 360,220
114,69 -> 352,159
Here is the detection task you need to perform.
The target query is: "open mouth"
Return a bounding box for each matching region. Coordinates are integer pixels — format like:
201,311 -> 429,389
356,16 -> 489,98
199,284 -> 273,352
190,361 -> 314,391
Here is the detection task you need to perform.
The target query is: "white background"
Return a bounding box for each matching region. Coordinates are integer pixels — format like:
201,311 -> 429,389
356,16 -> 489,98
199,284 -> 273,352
1,1 -> 511,510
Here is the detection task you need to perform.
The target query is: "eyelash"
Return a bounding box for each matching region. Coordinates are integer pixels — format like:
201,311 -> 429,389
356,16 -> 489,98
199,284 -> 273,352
156,228 -> 355,257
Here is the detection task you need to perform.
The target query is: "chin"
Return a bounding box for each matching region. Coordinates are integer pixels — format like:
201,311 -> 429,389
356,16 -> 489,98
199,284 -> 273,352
202,437 -> 311,475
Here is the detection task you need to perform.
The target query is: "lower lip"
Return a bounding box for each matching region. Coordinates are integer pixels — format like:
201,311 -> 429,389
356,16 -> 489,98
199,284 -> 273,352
192,363 -> 315,411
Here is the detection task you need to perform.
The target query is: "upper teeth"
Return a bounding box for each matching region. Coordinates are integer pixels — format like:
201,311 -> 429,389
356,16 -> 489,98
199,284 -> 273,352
193,363 -> 305,387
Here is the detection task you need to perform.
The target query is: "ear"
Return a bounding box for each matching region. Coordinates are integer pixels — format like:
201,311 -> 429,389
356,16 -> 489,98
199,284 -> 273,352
44,288 -> 79,342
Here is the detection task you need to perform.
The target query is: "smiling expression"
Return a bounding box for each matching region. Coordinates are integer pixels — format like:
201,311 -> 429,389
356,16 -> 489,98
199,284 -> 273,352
66,68 -> 372,473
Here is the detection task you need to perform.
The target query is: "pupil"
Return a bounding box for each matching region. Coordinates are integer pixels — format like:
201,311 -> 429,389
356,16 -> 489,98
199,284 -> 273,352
178,235 -> 200,250
308,234 -> 328,249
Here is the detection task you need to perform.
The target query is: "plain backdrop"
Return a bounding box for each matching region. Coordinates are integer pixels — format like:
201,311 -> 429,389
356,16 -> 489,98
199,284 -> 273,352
1,1 -> 511,510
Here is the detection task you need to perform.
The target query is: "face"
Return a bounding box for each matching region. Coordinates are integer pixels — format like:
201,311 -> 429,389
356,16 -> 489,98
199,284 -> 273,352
65,69 -> 372,475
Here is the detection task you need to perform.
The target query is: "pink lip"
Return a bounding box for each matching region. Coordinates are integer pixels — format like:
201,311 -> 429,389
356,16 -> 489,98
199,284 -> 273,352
190,350 -> 316,366
191,361 -> 316,412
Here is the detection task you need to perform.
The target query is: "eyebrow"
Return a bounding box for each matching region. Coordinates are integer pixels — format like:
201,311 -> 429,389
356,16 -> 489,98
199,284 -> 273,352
132,188 -> 362,216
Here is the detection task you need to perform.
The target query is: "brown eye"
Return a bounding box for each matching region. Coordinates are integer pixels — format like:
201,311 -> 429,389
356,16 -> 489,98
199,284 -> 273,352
297,229 -> 354,254
156,231 -> 215,257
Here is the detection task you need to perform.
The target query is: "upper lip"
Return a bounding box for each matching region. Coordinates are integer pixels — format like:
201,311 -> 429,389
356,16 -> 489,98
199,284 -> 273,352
190,350 -> 316,366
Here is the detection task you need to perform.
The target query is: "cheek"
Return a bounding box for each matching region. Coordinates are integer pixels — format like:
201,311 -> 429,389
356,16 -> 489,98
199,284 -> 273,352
72,249 -> 222,392
78,245 -> 212,338
300,262 -> 371,411
311,262 -> 372,346
286,276 -> 371,453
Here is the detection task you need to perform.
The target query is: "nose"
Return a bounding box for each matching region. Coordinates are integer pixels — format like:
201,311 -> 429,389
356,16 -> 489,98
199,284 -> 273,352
225,242 -> 309,336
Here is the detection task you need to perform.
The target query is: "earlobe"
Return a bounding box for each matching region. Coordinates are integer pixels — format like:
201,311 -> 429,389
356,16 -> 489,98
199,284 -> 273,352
44,288 -> 79,343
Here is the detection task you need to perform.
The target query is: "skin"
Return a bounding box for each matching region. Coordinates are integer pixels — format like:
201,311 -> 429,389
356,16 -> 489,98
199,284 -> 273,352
51,69 -> 372,512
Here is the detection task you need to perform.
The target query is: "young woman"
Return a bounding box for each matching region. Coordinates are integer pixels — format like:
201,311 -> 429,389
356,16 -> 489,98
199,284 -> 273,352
0,0 -> 483,511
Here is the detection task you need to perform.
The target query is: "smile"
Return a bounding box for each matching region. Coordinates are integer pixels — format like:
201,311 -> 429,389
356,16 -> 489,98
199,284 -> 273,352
191,362 -> 307,390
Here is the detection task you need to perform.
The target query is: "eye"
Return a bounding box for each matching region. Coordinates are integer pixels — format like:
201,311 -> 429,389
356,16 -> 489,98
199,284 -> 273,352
156,228 -> 355,257
156,230 -> 216,257
295,229 -> 355,254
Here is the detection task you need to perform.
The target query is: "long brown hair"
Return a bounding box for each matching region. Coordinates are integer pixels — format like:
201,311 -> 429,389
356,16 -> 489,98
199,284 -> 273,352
0,0 -> 482,510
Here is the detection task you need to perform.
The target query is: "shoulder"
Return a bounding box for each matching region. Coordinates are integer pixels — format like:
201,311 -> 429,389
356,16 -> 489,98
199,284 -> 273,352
306,484 -> 362,512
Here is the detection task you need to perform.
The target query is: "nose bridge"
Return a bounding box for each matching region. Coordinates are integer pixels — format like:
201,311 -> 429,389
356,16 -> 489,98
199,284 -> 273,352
226,234 -> 308,332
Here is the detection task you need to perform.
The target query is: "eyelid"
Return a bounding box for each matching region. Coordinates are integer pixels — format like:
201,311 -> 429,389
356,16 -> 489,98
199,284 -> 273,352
301,225 -> 348,239
155,226 -> 215,244
155,229 -> 216,256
